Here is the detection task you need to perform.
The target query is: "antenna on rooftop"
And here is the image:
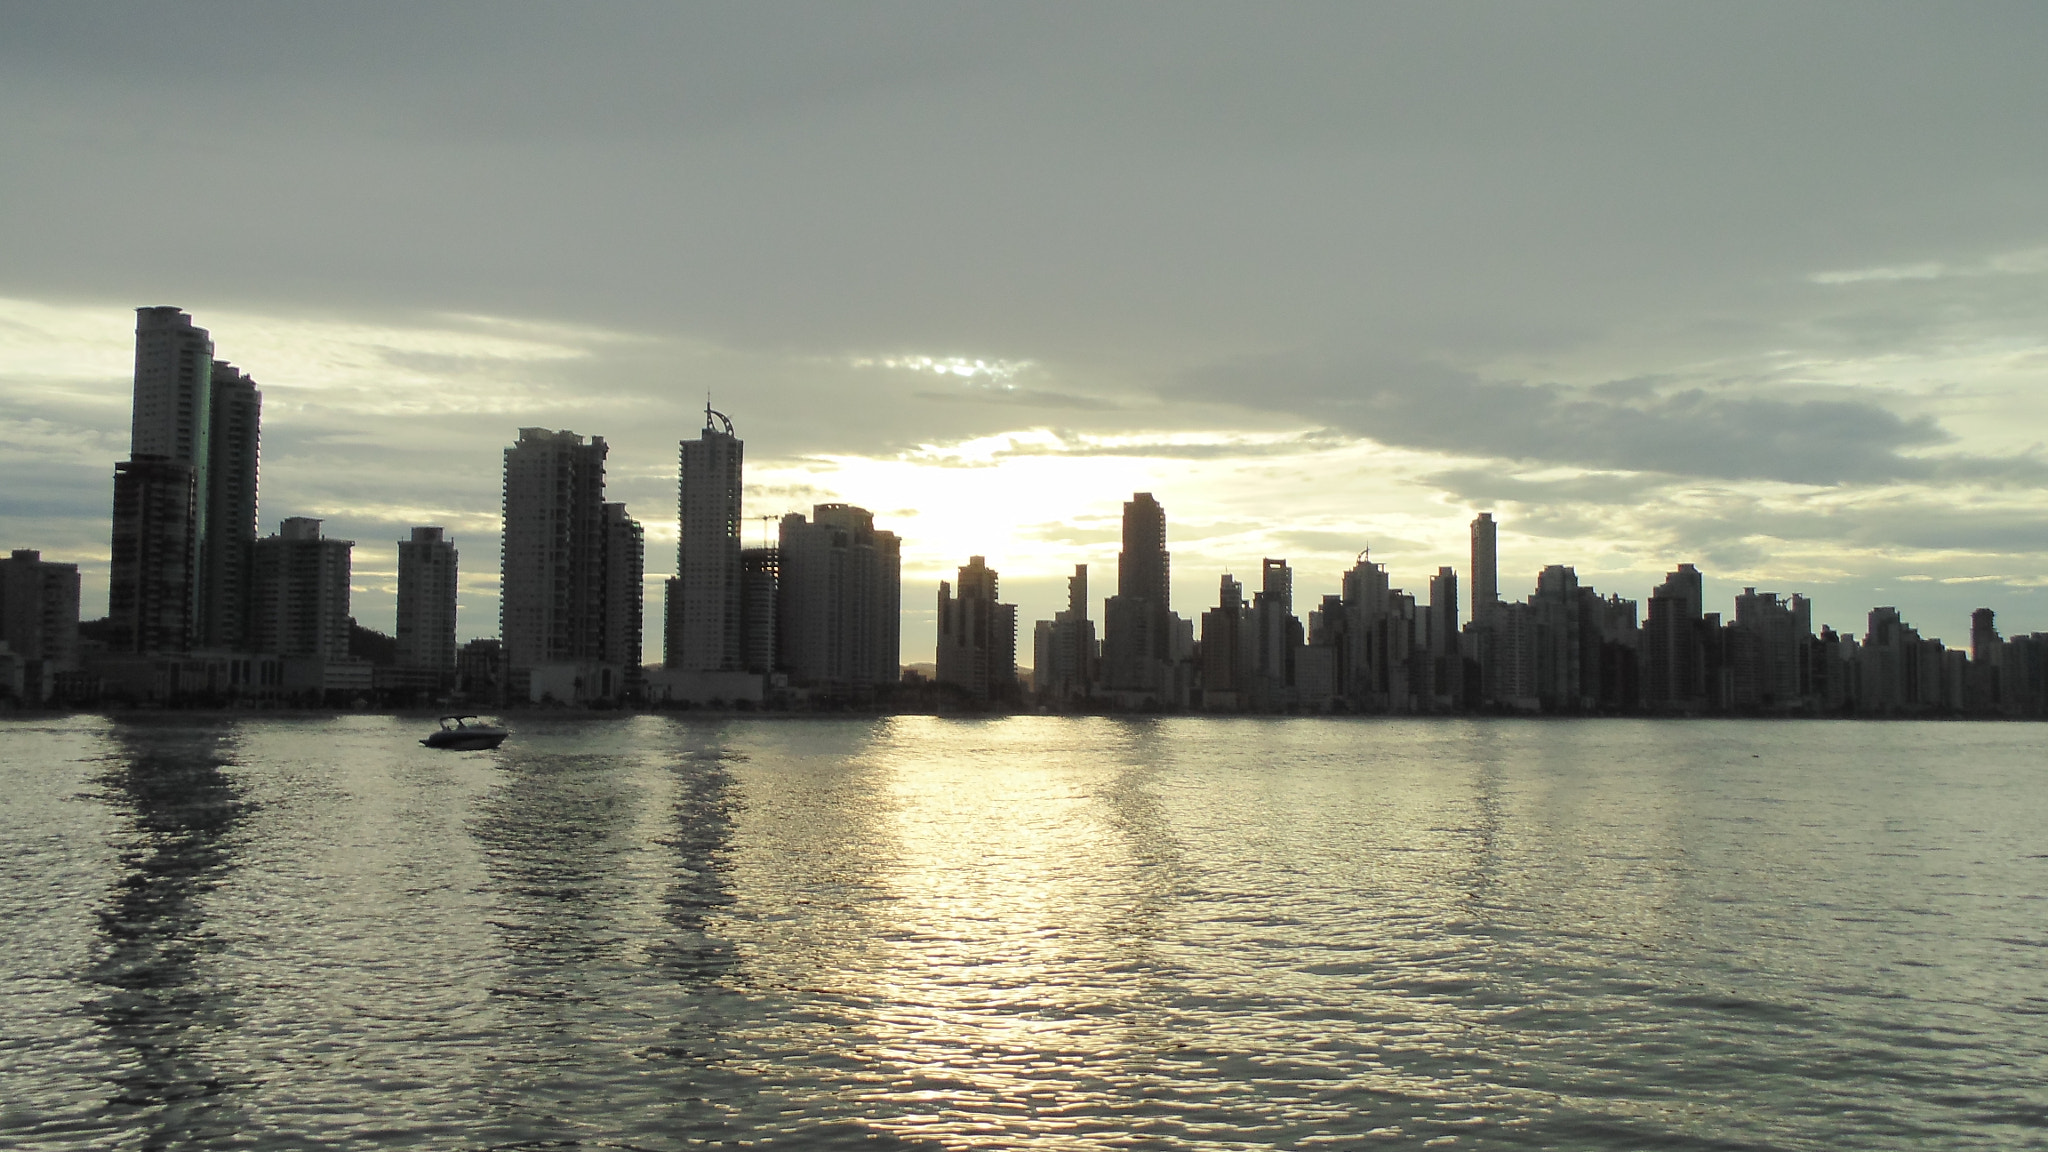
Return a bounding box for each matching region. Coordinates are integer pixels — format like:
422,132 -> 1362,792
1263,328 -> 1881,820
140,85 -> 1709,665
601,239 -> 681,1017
704,396 -> 734,436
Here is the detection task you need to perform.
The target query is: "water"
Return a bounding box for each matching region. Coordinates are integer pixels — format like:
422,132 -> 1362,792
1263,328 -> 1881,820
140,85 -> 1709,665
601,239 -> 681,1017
2,715 -> 2045,1150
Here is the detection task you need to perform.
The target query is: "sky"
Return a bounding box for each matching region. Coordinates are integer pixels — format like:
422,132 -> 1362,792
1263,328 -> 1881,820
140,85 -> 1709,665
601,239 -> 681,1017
4,3 -> 2048,661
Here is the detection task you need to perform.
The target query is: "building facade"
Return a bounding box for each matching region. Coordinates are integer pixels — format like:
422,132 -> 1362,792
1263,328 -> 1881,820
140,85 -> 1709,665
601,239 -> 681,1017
396,526 -> 459,676
251,518 -> 354,661
936,555 -> 1016,703
1102,492 -> 1172,692
1033,564 -> 1097,703
666,408 -> 744,672
777,503 -> 901,692
107,457 -> 198,654
0,549 -> 81,702
200,360 -> 262,650
501,427 -> 609,671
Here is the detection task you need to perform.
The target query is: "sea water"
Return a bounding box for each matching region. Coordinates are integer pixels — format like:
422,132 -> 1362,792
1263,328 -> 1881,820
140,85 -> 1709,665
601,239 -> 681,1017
2,714 -> 2044,1149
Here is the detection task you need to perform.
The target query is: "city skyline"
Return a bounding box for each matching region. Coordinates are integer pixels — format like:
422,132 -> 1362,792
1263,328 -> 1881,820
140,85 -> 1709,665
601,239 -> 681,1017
4,301 -> 2045,671
6,9 -> 2048,661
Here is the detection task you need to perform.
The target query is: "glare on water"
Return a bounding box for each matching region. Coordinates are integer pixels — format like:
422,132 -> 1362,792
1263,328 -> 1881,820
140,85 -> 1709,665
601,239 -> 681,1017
2,714 -> 2044,1149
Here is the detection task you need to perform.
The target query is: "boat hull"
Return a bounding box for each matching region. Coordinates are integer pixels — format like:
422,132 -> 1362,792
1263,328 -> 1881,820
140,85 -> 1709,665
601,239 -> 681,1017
420,730 -> 507,750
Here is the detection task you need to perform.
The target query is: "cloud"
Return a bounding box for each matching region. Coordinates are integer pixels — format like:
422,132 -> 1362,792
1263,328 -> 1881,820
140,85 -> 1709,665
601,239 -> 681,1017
1812,246 -> 2048,286
1181,356 -> 2025,487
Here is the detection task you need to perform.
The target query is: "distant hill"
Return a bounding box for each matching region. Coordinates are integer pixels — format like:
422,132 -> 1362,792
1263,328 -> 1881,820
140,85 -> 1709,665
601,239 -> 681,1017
349,619 -> 399,666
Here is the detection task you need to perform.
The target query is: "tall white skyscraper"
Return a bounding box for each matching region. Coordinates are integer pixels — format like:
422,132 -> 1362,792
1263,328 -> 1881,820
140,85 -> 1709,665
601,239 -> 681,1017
665,407 -> 743,671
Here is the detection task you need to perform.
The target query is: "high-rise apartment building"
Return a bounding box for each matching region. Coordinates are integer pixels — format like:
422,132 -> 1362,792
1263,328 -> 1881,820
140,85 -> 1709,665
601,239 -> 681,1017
1729,587 -> 1812,710
600,502 -> 645,680
666,408 -> 743,672
501,427 -> 610,671
1033,564 -> 1097,702
1425,566 -> 1460,705
1102,492 -> 1172,691
1251,558 -> 1299,704
1529,564 -> 1583,710
108,457 -> 198,653
1470,512 -> 1497,622
396,526 -> 459,675
200,361 -> 262,650
251,518 -> 354,660
936,555 -> 1017,703
778,504 -> 901,691
738,547 -> 779,675
130,306 -> 215,478
0,549 -> 81,702
1641,563 -> 1706,709
1200,574 -> 1254,702
108,308 -> 265,655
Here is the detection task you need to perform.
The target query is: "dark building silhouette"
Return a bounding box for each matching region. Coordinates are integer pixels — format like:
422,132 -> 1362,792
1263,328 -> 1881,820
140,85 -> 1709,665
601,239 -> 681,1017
1470,512 -> 1498,623
1250,558 -> 1300,707
1425,566 -> 1460,707
199,361 -> 261,650
1033,564 -> 1097,703
1200,574 -> 1253,707
108,456 -> 198,654
0,549 -> 81,702
777,504 -> 901,693
936,555 -> 1016,703
250,518 -> 353,662
501,427 -> 608,669
1530,565 -> 1583,710
601,502 -> 645,690
1641,563 -> 1706,711
1728,588 -> 1812,710
738,546 -> 779,676
1102,492 -> 1171,692
109,308 -> 271,656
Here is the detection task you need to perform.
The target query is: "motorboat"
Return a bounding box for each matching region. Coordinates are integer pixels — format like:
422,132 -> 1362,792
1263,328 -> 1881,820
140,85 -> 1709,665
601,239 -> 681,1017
420,715 -> 508,750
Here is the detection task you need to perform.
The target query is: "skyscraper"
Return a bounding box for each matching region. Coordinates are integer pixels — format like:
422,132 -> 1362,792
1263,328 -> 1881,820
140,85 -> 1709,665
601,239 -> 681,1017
130,306 -> 215,478
1251,558 -> 1299,704
109,308 -> 215,653
251,518 -> 354,661
666,407 -> 743,672
1200,574 -> 1253,702
1469,512 -> 1497,622
108,308 -> 265,655
936,555 -> 1017,703
1119,492 -> 1169,609
739,546 -> 779,675
396,526 -> 459,676
107,457 -> 197,653
1033,564 -> 1097,702
1102,492 -> 1172,691
1641,563 -> 1706,710
501,427 -> 609,671
600,502 -> 645,683
777,504 -> 901,691
0,550 -> 81,703
1426,566 -> 1460,706
199,361 -> 262,650
1530,564 -> 1583,710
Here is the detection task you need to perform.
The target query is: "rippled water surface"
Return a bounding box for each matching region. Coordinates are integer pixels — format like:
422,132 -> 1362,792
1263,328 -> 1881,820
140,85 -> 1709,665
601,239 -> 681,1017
3,715 -> 2046,1149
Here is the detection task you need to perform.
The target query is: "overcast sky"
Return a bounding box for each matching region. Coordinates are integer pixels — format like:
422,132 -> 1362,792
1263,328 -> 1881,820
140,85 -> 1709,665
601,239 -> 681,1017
5,3 -> 2047,659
